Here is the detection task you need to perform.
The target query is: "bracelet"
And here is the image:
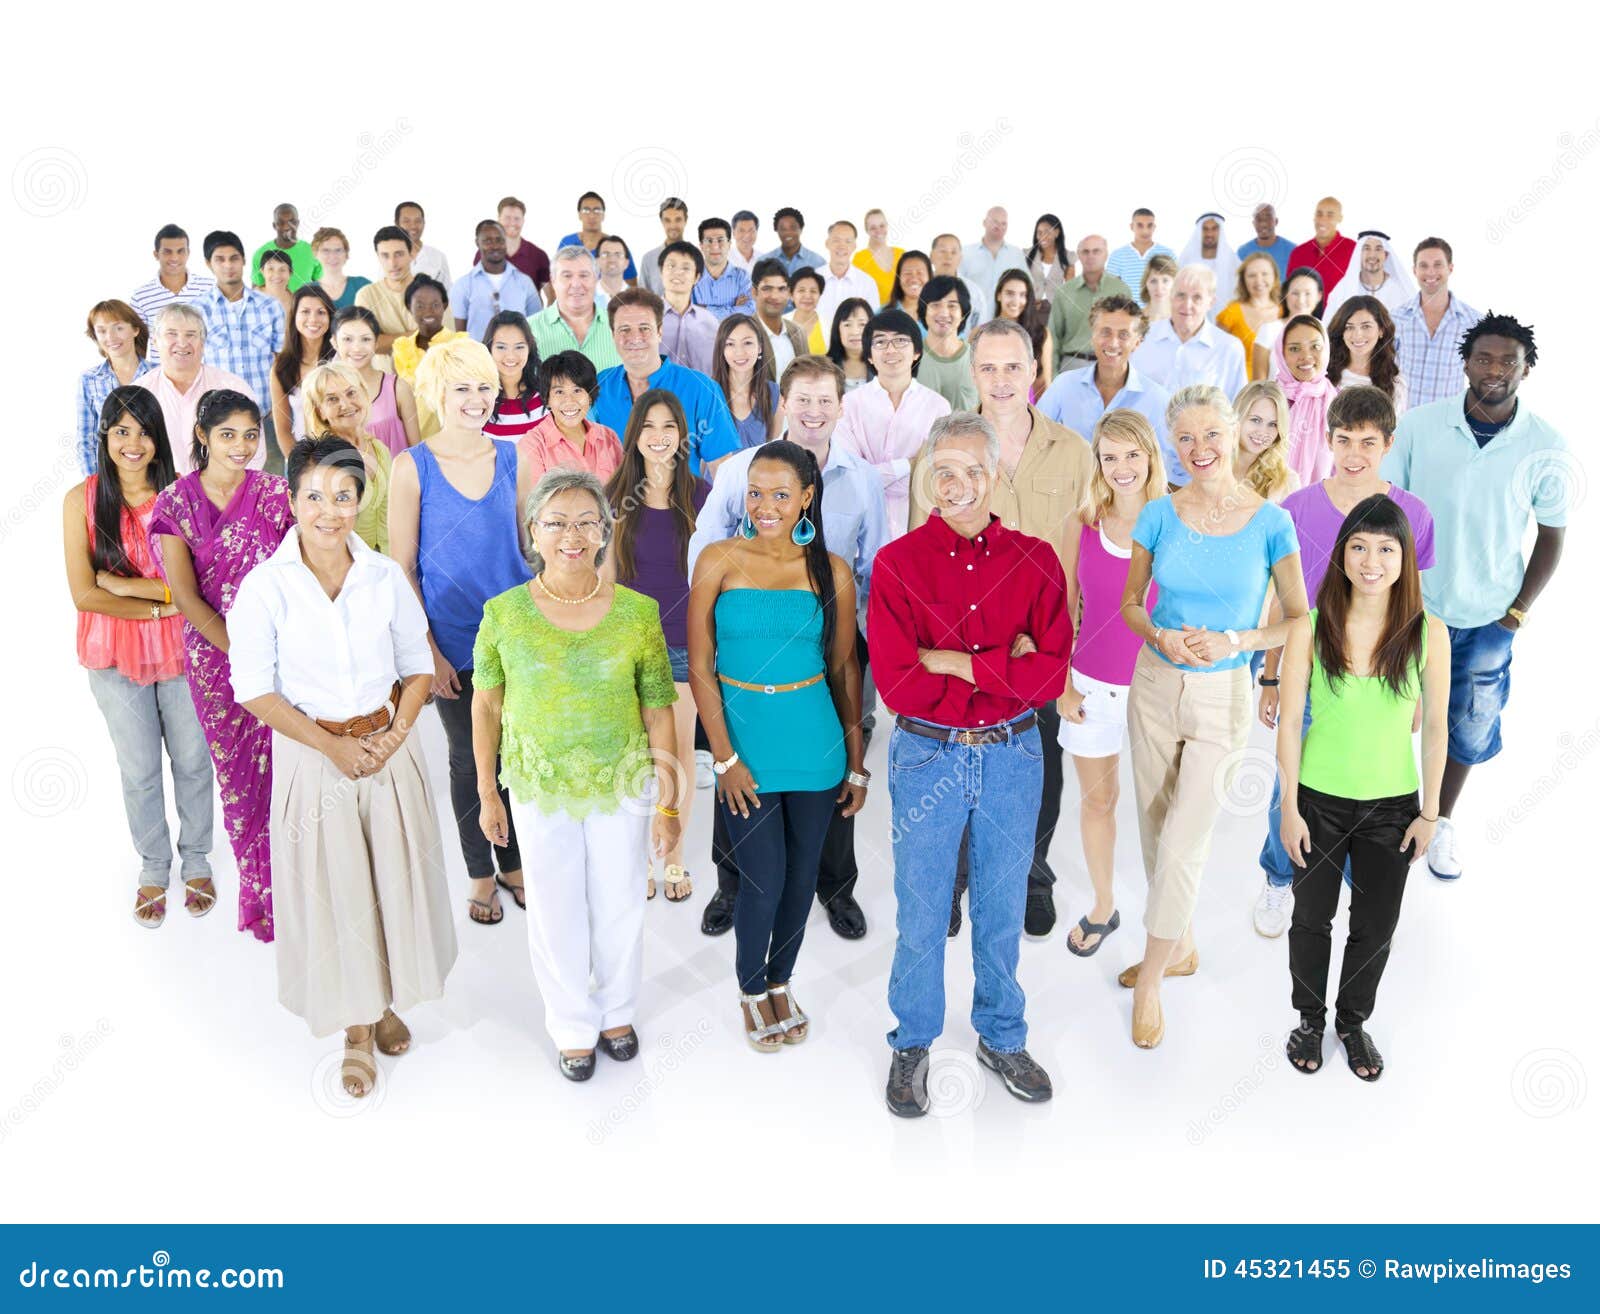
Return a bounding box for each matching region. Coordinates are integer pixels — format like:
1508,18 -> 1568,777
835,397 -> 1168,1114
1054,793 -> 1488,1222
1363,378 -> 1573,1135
1419,812 -> 1439,823
1258,677 -> 1280,688
149,603 -> 161,622
846,770 -> 871,788
162,583 -> 172,606
654,804 -> 680,818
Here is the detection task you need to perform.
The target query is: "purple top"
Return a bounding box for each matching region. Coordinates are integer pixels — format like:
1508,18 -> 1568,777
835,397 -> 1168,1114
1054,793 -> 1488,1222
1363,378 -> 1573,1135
1282,482 -> 1436,602
1073,521 -> 1156,685
625,481 -> 708,651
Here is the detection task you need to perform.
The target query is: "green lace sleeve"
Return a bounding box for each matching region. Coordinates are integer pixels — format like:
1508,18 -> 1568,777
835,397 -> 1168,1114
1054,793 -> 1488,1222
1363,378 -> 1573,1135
472,592 -> 506,689
635,596 -> 678,708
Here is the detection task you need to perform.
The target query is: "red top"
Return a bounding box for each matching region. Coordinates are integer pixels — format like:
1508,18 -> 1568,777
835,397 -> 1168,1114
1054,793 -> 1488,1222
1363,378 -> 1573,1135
75,476 -> 186,684
1288,233 -> 1356,294
868,511 -> 1071,729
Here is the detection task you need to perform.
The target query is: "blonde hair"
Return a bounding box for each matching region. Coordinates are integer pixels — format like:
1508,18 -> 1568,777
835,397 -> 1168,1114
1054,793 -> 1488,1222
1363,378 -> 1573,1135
301,361 -> 368,432
413,337 -> 498,416
1079,409 -> 1167,524
1232,380 -> 1294,500
1234,250 -> 1282,307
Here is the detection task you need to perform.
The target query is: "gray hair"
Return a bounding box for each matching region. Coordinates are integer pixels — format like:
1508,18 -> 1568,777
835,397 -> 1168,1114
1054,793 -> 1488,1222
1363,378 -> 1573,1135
523,468 -> 614,572
551,243 -> 598,273
967,316 -> 1033,363
920,410 -> 999,468
1173,263 -> 1217,296
1166,383 -> 1236,434
154,302 -> 207,342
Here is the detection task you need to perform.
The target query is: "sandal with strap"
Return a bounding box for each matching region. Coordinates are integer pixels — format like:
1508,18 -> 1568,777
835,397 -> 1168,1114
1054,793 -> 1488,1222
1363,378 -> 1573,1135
1286,1021 -> 1325,1073
467,894 -> 503,926
663,864 -> 693,903
375,1008 -> 411,1056
767,982 -> 809,1044
1338,1027 -> 1385,1082
647,863 -> 657,900
739,992 -> 785,1053
1067,910 -> 1121,958
183,876 -> 217,919
494,873 -> 526,911
133,888 -> 167,929
342,1025 -> 377,1098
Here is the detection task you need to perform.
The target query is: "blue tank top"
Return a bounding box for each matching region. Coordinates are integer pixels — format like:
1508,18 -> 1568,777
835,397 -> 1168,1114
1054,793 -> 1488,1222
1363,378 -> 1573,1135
714,588 -> 845,793
413,440 -> 532,671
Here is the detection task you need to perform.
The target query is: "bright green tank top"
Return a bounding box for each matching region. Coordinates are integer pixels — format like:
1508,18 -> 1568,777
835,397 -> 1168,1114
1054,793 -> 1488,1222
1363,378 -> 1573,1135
1300,608 -> 1425,800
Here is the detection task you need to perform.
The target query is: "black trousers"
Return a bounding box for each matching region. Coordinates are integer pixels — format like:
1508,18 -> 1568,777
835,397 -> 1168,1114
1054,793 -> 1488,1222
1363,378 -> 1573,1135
1288,785 -> 1415,1033
955,700 -> 1064,891
723,790 -> 837,993
434,668 -> 522,880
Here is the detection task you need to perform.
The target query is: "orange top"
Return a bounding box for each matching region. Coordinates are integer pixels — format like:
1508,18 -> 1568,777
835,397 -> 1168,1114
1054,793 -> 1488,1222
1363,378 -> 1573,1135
1217,300 -> 1278,381
76,476 -> 186,684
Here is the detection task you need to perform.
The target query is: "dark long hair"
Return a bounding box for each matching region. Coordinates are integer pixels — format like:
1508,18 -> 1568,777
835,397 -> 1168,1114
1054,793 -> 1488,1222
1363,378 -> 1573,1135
711,313 -> 777,426
191,389 -> 263,473
272,284 -> 337,396
825,297 -> 874,368
888,250 -> 931,313
482,310 -> 543,408
93,387 -> 176,576
1326,295 -> 1401,399
604,388 -> 700,583
1025,213 -> 1071,276
747,440 -> 837,663
1313,493 -> 1425,700
1281,267 -> 1326,321
994,269 -> 1050,382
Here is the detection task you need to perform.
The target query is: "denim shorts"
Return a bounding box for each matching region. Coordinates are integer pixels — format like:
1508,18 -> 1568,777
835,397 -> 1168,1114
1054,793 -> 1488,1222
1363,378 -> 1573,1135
1446,620 -> 1516,765
666,644 -> 689,684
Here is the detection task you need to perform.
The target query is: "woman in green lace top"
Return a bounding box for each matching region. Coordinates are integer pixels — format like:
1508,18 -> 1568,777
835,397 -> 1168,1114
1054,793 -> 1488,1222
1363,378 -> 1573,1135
471,468 -> 681,1083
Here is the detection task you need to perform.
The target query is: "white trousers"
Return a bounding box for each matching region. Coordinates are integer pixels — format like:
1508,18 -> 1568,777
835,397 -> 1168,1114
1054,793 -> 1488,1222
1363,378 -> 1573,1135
510,797 -> 649,1050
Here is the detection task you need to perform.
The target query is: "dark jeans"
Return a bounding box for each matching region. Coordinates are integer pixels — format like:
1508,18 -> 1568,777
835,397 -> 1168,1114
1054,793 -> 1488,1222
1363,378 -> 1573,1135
723,789 -> 837,994
1288,785 -> 1415,1034
434,667 -> 522,880
955,700 -> 1063,890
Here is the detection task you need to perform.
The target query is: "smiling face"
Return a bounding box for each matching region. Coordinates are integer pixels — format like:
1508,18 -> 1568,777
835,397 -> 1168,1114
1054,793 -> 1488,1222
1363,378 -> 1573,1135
636,402 -> 683,466
997,277 -> 1031,321
775,215 -> 802,254
1341,309 -> 1381,360
839,307 -> 868,357
318,376 -> 370,437
293,461 -> 361,552
928,433 -> 993,531
294,296 -> 330,342
159,318 -> 204,377
552,257 -> 597,314
1313,198 -> 1342,242
972,331 -> 1034,412
334,319 -> 376,370
441,375 -> 497,432
924,289 -> 964,338
983,208 -> 1008,243
1170,275 -> 1213,334
660,250 -> 698,297
533,488 -> 607,571
898,258 -> 930,303
1328,422 -> 1391,484
1241,398 -> 1280,455
409,285 -> 446,336
1464,334 -> 1528,408
546,374 -> 592,430
489,326 -> 528,384
1413,246 -> 1451,298
1253,205 -> 1277,241
104,410 -> 157,478
744,457 -> 811,537
733,217 -> 758,252
596,238 -> 628,279
314,237 -> 348,273
1243,258 -> 1276,302
199,410 -> 261,471
929,236 -> 961,276
1284,273 -> 1321,317
396,205 -> 425,248
1171,405 -> 1234,481
721,321 -> 761,377
826,224 -> 856,262
1359,238 -> 1387,276
262,260 -> 291,293
499,205 -> 524,243
476,223 -> 508,270
1091,308 -> 1143,370
156,236 -> 189,280
1342,530 -> 1402,597
866,212 -> 888,244
783,371 -> 843,450
790,278 -> 821,315
1097,434 -> 1150,498
612,307 -> 662,371
661,207 -> 687,243
868,324 -> 914,383
755,271 -> 791,318
273,206 -> 299,244
1284,323 -> 1327,381
92,313 -> 137,360
1200,218 -> 1220,256
375,238 -> 413,284
1034,218 -> 1059,250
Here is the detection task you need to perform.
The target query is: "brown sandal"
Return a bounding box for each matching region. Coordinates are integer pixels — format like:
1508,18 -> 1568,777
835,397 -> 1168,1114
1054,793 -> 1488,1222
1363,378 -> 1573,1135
342,1025 -> 377,1098
375,1008 -> 411,1056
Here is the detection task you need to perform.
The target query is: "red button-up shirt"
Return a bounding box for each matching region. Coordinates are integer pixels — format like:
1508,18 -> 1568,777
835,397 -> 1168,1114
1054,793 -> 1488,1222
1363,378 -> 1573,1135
868,511 -> 1071,729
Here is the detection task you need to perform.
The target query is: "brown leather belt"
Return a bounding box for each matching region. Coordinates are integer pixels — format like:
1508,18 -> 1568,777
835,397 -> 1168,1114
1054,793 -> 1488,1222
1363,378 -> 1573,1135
895,712 -> 1037,746
315,682 -> 401,738
718,672 -> 826,694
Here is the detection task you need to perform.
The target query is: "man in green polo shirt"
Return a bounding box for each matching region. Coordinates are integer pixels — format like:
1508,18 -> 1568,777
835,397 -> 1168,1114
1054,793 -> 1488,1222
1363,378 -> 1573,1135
528,245 -> 622,372
1047,234 -> 1132,375
250,202 -> 321,291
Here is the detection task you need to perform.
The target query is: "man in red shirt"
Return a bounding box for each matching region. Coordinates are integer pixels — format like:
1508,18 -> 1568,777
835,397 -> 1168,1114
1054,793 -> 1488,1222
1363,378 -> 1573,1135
1288,196 -> 1356,290
869,412 -> 1071,1117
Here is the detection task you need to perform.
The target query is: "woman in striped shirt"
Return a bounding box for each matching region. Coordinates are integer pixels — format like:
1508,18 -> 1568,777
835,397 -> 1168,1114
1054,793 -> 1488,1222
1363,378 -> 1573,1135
483,312 -> 547,442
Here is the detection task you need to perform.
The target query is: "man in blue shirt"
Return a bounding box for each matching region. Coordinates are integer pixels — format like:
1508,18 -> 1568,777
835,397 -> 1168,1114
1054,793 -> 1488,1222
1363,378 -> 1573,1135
451,221 -> 540,338
198,229 -> 285,463
1235,203 -> 1296,281
558,191 -> 637,282
692,217 -> 752,318
1106,208 -> 1175,293
762,205 -> 824,277
591,288 -> 740,476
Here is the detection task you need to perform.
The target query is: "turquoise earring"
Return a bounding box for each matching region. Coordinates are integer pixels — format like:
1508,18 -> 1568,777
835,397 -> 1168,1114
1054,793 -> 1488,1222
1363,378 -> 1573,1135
740,512 -> 758,539
791,509 -> 816,546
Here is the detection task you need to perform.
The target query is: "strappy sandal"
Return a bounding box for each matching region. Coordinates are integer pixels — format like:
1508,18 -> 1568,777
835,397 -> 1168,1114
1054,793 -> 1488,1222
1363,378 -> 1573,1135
1067,910 -> 1121,958
739,992 -> 785,1053
133,888 -> 167,929
1286,1021 -> 1325,1073
342,1025 -> 377,1098
467,892 -> 503,925
375,1008 -> 411,1056
663,864 -> 693,903
767,982 -> 809,1044
183,876 -> 217,919
1338,1027 -> 1385,1082
647,863 -> 657,900
494,874 -> 526,911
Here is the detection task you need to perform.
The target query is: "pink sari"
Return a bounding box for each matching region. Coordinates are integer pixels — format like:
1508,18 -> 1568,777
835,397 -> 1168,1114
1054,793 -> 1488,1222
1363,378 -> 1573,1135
1272,330 -> 1338,486
150,470 -> 293,942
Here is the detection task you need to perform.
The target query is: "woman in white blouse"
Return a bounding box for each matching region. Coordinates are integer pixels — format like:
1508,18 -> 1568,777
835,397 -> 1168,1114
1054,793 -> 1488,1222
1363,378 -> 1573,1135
229,436 -> 457,1101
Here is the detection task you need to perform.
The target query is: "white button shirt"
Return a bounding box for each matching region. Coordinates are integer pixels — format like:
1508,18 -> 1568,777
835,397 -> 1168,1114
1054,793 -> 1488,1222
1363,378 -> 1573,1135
1130,318 -> 1248,403
228,527 -> 434,722
816,264 -> 881,338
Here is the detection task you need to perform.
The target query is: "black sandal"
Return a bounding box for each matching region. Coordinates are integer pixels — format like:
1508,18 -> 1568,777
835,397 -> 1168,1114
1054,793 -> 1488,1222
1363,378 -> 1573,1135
1337,1027 -> 1384,1082
495,874 -> 526,911
1285,1021 -> 1324,1074
1066,910 -> 1120,957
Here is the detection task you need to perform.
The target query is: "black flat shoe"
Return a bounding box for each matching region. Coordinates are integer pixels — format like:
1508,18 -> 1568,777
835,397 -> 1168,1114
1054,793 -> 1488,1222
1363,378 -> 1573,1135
886,1046 -> 930,1118
701,890 -> 735,937
825,892 -> 867,939
1023,886 -> 1057,938
947,874 -> 967,938
597,1028 -> 639,1061
558,1050 -> 596,1082
976,1041 -> 1053,1102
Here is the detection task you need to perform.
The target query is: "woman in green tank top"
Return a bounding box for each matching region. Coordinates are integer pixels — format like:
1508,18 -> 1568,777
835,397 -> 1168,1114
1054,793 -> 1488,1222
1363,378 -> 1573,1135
1276,494 -> 1449,1083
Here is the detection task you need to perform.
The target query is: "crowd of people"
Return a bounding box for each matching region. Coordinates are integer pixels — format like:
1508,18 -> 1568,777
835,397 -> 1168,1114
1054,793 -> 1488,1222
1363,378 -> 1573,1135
66,191 -> 1566,1112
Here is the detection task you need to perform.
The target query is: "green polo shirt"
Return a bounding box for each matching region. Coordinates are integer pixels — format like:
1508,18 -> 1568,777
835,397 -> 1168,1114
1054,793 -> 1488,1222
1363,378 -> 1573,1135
251,239 -> 321,291
529,303 -> 621,372
1048,273 -> 1134,371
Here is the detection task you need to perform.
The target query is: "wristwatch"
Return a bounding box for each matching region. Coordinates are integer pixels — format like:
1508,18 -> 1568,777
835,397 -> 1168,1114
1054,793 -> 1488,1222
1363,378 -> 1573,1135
1258,677 -> 1280,688
713,751 -> 739,776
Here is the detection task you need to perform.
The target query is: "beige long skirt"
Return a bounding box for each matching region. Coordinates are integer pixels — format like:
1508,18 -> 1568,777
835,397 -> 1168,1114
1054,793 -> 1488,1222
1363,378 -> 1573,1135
270,731 -> 458,1037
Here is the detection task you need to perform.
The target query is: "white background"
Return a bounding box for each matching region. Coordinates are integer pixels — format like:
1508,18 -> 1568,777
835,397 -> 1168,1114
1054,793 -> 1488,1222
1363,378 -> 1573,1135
1,1 -> 1595,1223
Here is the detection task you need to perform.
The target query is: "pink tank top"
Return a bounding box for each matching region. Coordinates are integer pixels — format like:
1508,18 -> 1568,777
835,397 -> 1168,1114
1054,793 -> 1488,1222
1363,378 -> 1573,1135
368,371 -> 410,457
76,476 -> 186,684
1072,520 -> 1156,686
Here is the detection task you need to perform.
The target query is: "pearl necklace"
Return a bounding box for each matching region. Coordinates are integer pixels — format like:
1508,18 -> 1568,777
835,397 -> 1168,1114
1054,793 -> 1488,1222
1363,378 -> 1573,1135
535,571 -> 602,605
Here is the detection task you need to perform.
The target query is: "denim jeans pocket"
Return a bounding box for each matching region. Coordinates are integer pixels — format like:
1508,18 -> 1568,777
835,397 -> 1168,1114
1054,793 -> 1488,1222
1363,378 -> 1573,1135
889,727 -> 944,774
1012,726 -> 1043,761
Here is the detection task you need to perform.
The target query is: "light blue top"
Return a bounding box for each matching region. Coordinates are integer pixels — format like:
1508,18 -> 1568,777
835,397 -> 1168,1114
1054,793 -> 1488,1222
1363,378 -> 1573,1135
1235,235 -> 1296,281
450,264 -> 541,339
1035,364 -> 1177,477
1132,497 -> 1299,671
713,589 -> 844,793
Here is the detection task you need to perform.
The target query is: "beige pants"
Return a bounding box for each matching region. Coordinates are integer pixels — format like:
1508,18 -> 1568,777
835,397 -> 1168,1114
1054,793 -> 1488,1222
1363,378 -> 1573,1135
1126,647 -> 1251,940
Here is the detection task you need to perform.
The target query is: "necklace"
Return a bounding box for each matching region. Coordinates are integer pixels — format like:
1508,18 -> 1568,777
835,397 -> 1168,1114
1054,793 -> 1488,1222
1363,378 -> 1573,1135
535,571 -> 602,605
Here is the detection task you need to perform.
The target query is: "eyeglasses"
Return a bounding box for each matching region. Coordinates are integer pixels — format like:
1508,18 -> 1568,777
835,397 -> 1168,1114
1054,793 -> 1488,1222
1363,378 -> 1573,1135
536,518 -> 605,538
875,335 -> 914,352
579,206 -> 605,216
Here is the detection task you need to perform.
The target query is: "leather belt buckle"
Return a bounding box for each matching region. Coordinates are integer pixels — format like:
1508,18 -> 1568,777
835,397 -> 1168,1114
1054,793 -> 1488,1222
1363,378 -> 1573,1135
956,729 -> 980,746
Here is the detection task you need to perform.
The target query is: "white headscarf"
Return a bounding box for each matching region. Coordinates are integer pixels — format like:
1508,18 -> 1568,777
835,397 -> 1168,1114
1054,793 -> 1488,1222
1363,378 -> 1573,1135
1324,229 -> 1416,319
1180,212 -> 1241,312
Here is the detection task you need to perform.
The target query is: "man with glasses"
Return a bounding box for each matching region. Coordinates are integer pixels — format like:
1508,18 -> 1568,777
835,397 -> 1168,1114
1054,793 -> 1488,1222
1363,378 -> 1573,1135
529,246 -> 622,371
452,220 -> 540,338
559,191 -> 637,283
639,197 -> 689,297
692,218 -> 752,319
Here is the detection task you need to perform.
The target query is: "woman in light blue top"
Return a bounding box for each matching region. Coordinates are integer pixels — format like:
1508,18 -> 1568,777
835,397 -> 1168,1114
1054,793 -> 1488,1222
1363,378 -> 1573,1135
1114,384 -> 1307,1051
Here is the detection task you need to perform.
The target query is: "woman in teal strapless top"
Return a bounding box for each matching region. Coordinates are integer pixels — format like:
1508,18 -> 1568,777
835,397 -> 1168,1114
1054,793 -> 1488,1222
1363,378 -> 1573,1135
688,440 -> 867,1054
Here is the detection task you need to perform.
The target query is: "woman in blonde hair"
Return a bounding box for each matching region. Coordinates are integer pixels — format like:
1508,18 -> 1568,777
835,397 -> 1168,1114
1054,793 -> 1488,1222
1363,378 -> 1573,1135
1056,410 -> 1166,958
852,208 -> 902,307
1232,380 -> 1297,502
388,337 -> 536,926
1216,253 -> 1283,381
302,362 -> 393,553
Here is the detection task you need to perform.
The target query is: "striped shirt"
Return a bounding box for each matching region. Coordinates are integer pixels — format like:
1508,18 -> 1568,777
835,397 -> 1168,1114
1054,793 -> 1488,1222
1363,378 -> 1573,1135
198,287 -> 285,406
528,303 -> 621,372
129,272 -> 216,361
77,357 -> 156,475
693,264 -> 753,319
1392,293 -> 1481,409
1105,242 -> 1175,296
482,392 -> 549,443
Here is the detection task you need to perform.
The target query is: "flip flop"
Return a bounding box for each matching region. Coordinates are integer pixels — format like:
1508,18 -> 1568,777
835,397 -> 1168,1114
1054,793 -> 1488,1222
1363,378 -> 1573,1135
467,895 -> 503,926
1066,909 -> 1120,957
494,874 -> 526,911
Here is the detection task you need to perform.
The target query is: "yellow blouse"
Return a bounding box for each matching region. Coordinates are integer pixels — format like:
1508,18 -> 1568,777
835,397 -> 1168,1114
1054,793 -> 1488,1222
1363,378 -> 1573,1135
1216,301 -> 1278,381
806,318 -> 827,355
353,437 -> 393,555
391,329 -> 469,385
852,247 -> 903,307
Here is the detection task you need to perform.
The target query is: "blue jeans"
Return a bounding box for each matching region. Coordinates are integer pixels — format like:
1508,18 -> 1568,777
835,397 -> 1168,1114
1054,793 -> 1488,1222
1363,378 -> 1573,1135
1446,621 -> 1515,765
1262,699 -> 1352,889
886,717 -> 1042,1053
666,644 -> 689,684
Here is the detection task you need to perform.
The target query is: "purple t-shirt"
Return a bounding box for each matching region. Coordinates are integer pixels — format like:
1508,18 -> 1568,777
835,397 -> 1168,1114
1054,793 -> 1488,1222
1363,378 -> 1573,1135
1282,482 -> 1436,602
626,481 -> 708,650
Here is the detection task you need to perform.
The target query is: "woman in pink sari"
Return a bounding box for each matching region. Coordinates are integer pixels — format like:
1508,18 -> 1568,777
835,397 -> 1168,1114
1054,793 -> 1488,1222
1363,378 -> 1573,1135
1273,314 -> 1337,487
151,388 -> 293,942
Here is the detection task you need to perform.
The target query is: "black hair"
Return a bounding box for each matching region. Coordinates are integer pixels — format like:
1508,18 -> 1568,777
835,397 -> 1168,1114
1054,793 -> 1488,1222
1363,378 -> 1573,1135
1025,213 -> 1071,275
272,284 -> 338,397
404,274 -> 449,310
483,311 -> 543,406
538,349 -> 599,404
577,191 -> 605,210
191,389 -> 262,472
1460,311 -> 1537,368
748,439 -> 837,664
287,435 -> 367,500
697,217 -> 732,241
373,224 -> 413,251
1132,207 -> 1155,220
826,297 -> 875,367
658,239 -> 704,277
92,387 -> 176,576
394,201 -> 424,222
259,248 -> 292,272
474,218 -> 505,240
917,274 -> 971,328
864,307 -> 924,371
888,249 -> 932,310
731,210 -> 758,227
789,267 -> 824,294
773,206 -> 805,230
597,233 -> 632,261
202,230 -> 244,262
1281,266 -> 1326,319
750,257 -> 789,289
153,223 -> 187,250
332,305 -> 381,340
658,197 -> 688,218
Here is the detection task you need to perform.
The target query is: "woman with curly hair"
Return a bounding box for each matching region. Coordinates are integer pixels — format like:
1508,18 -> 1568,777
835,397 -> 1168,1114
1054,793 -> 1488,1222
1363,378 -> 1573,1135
1232,380 -> 1297,502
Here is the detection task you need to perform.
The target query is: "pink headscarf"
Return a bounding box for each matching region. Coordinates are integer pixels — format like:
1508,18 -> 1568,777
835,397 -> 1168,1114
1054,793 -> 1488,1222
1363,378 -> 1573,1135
1273,322 -> 1337,486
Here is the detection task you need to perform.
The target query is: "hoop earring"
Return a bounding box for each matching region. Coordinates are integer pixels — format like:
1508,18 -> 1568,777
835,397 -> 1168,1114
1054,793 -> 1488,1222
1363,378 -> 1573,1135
791,509 -> 816,546
740,512 -> 758,540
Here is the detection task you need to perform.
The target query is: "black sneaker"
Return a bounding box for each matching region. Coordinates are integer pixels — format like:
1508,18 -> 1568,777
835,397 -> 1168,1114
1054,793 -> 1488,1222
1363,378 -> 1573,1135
947,874 -> 967,938
886,1046 -> 930,1117
976,1041 -> 1052,1103
700,890 -> 735,937
825,892 -> 867,939
1023,885 -> 1056,938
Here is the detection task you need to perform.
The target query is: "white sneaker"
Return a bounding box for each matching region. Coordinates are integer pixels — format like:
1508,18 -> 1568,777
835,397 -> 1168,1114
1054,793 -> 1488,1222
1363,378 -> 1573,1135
1426,815 -> 1461,880
1253,880 -> 1294,937
694,750 -> 715,790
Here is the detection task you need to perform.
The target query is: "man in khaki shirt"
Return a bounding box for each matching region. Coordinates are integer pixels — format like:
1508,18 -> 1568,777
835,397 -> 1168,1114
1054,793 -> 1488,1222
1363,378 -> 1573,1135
907,318 -> 1093,938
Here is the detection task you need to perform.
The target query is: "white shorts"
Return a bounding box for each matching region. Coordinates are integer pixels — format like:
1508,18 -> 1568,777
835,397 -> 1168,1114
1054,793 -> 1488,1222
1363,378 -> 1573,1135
1057,666 -> 1131,759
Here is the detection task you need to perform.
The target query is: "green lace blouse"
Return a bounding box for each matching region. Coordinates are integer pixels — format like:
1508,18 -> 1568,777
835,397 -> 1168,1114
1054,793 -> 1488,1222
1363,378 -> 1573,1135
473,582 -> 677,816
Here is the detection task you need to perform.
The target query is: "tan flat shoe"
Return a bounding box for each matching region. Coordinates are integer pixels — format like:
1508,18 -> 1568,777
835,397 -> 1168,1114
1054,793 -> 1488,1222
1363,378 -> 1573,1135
1117,949 -> 1199,989
375,1008 -> 411,1056
1132,995 -> 1165,1049
342,1025 -> 377,1098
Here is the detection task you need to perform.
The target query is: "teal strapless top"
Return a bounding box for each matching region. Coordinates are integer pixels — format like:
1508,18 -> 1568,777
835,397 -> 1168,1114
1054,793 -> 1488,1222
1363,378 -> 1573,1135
714,589 -> 845,793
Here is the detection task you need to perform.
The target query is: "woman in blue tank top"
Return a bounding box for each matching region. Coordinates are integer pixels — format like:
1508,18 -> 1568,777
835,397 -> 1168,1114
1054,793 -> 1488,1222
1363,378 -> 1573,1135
389,338 -> 534,928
